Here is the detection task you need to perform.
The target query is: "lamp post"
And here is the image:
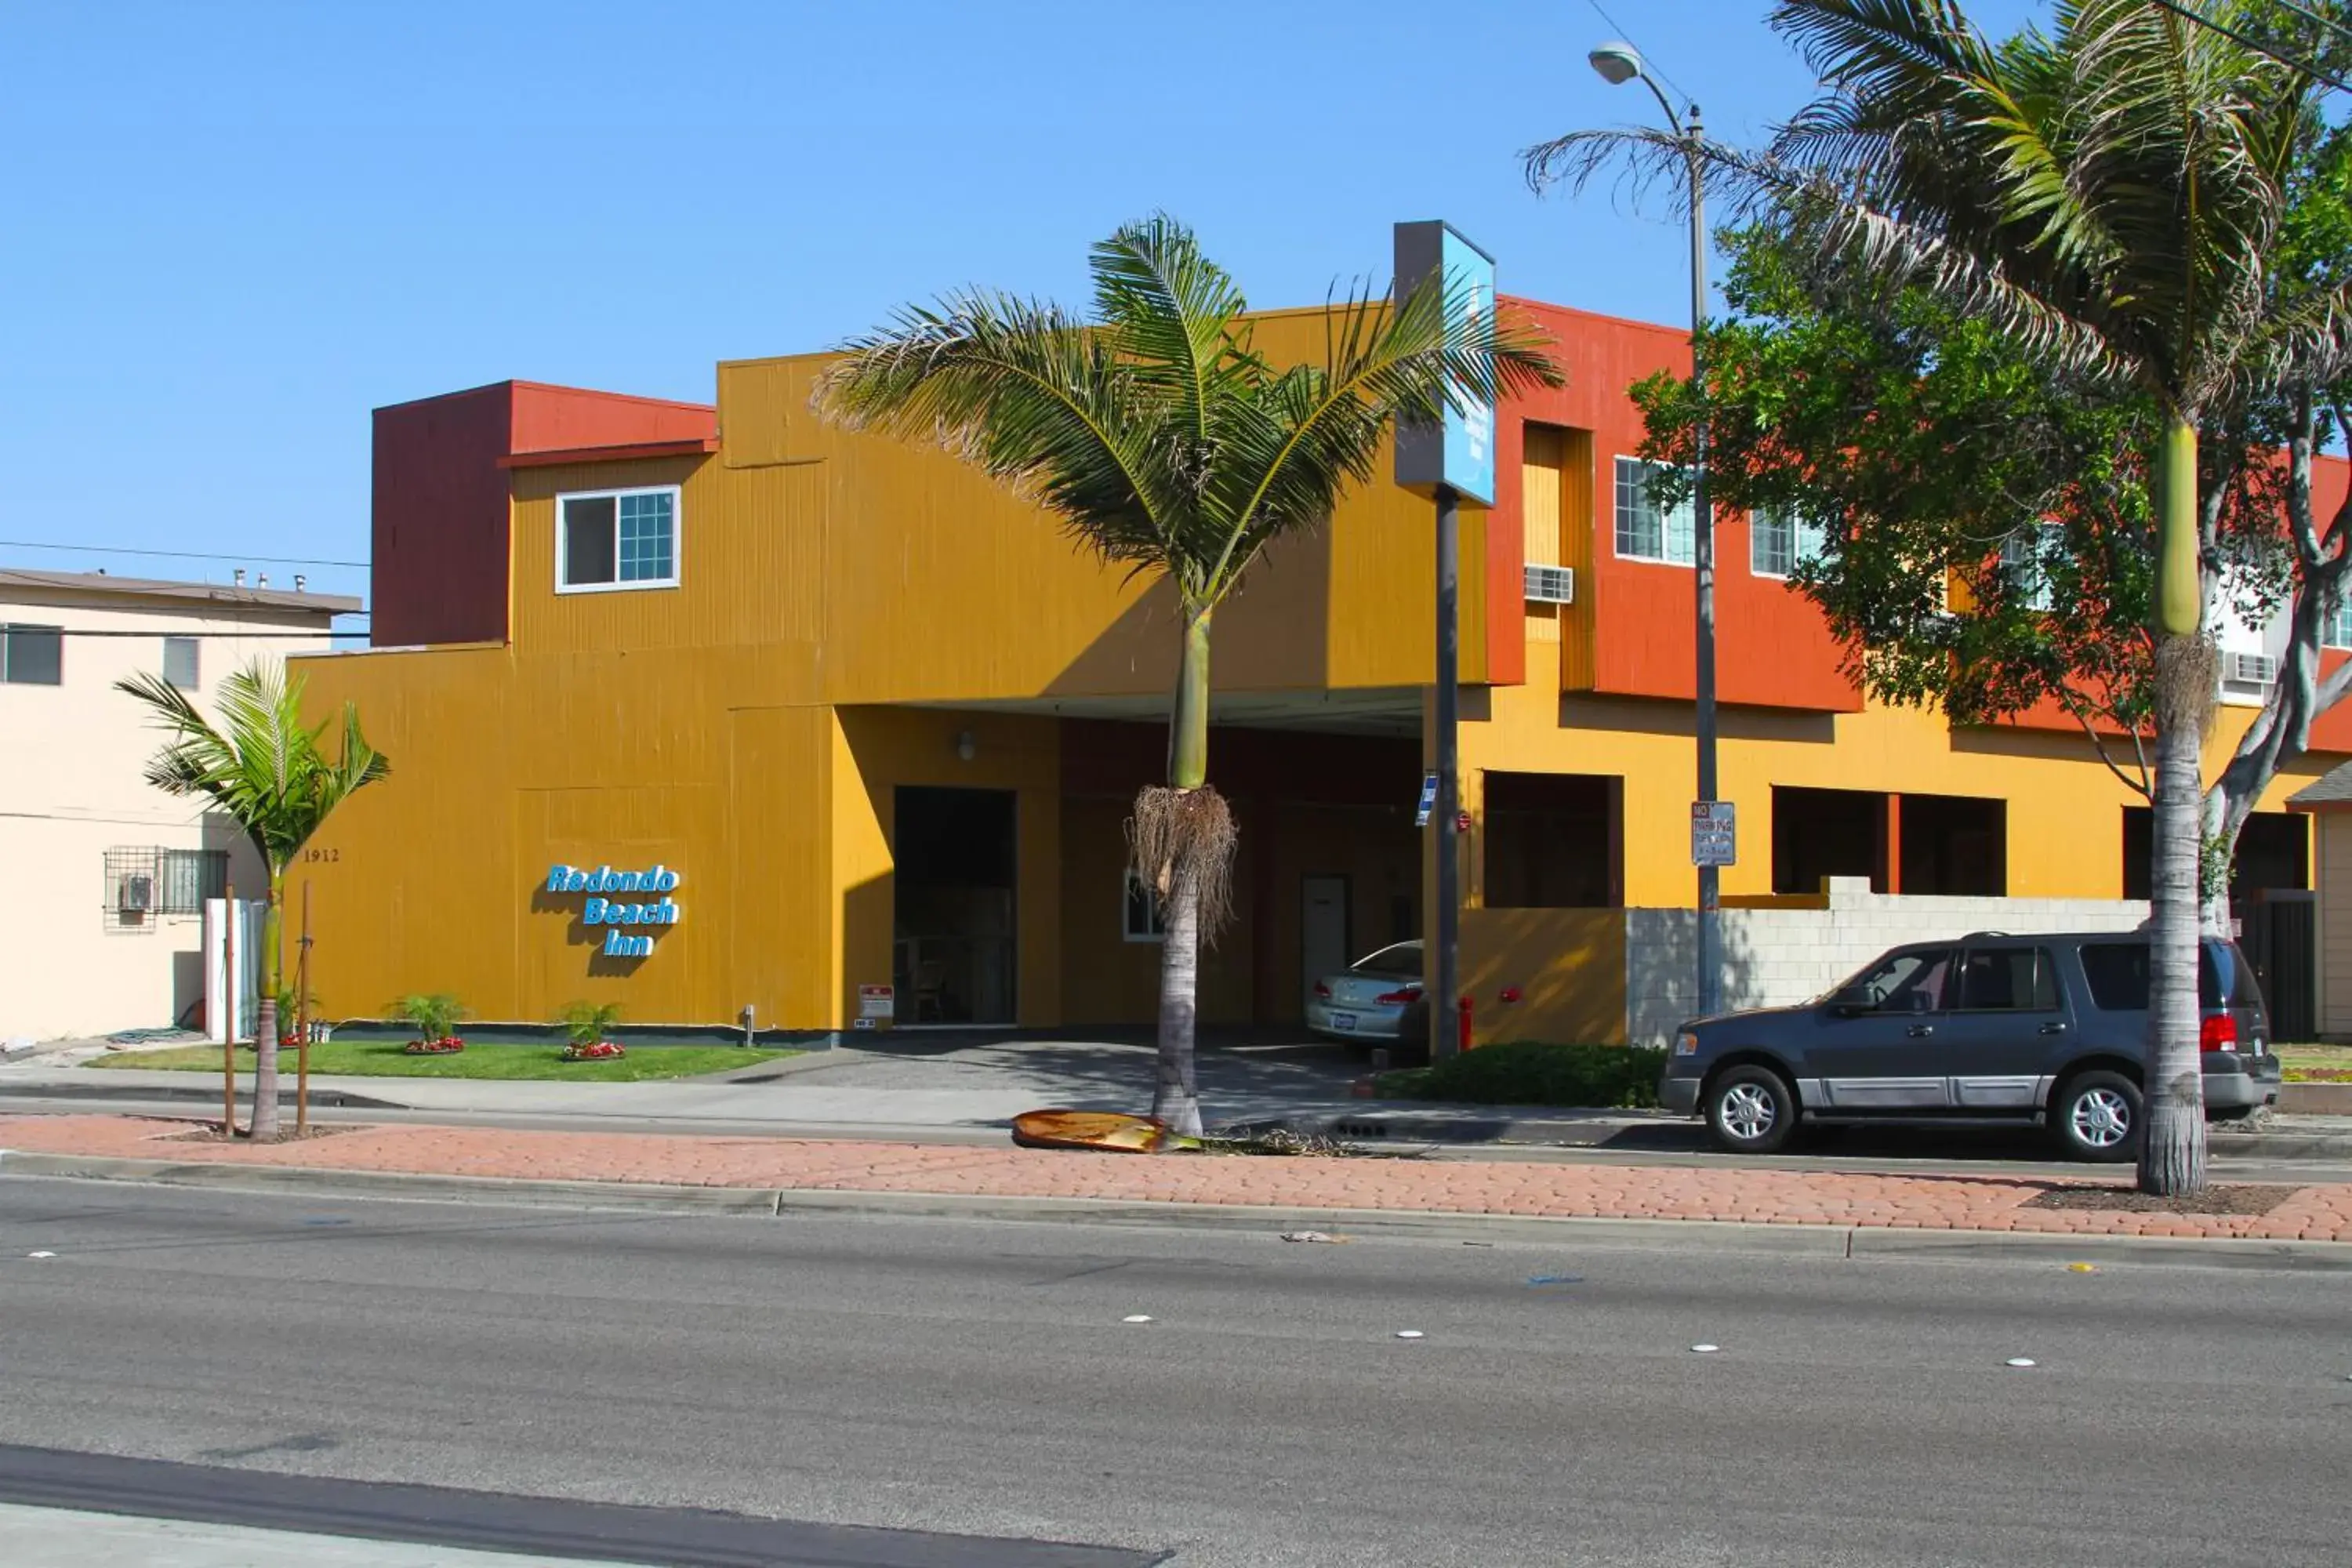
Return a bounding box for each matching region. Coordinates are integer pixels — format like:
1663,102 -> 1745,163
1590,40 -> 1721,1019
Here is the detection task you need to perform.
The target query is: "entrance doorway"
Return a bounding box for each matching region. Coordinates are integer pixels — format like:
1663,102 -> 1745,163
1301,874 -> 1352,1004
894,786 -> 1016,1025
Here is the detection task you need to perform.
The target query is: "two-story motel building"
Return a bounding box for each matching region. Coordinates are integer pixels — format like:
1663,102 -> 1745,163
288,298 -> 2352,1044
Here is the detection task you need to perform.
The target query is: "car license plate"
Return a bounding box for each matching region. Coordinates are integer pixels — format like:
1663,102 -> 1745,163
1328,1012 -> 1357,1031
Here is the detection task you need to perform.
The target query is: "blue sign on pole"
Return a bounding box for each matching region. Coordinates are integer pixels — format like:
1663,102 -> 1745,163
1392,220 -> 1499,507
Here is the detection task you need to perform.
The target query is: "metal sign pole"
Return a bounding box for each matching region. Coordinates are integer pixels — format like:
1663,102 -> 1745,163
1434,484 -> 1461,1062
1392,218 -> 1495,1064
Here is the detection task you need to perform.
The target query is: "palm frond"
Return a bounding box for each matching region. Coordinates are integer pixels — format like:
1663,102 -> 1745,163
817,287 -> 1183,573
117,659 -> 389,873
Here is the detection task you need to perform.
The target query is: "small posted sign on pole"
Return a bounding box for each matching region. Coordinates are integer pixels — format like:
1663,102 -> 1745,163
1690,801 -> 1737,867
1415,770 -> 1439,829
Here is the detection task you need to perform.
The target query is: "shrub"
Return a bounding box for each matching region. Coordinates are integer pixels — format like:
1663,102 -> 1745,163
388,993 -> 465,1044
1375,1041 -> 1668,1109
557,1000 -> 623,1048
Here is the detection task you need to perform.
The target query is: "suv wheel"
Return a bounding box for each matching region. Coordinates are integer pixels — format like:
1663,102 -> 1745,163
2053,1070 -> 2142,1163
1706,1065 -> 1796,1155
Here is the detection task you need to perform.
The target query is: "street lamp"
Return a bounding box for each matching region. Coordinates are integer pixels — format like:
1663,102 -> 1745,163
1590,40 -> 1723,1020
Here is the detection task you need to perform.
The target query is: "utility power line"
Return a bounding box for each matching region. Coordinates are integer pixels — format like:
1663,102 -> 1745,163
2150,0 -> 2352,93
1582,0 -> 1697,107
0,539 -> 368,569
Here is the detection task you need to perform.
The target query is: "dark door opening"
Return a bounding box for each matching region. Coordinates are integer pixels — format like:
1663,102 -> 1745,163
2123,808 -> 2309,913
1483,771 -> 1623,908
1773,786 -> 1885,895
1899,793 -> 2006,895
894,786 -> 1016,1025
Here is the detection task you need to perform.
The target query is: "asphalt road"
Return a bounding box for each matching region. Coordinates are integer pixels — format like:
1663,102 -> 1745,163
0,1178 -> 2347,1567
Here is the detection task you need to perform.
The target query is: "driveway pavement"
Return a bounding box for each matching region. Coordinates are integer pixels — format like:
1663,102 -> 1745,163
0,1036 -> 1376,1132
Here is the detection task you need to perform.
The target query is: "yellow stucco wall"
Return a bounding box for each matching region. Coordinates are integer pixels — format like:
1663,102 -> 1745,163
1461,640 -> 2328,908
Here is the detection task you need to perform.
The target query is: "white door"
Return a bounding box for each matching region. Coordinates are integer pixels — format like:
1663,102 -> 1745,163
1301,876 -> 1351,1006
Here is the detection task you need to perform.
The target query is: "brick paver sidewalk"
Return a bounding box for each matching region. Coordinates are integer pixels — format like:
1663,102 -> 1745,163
4,1114 -> 2349,1242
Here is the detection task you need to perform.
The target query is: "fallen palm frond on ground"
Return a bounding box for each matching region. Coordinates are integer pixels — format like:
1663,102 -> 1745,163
1009,1109 -> 1410,1158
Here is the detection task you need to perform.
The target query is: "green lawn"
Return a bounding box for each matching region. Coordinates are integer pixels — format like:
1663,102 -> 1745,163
87,1040 -> 800,1083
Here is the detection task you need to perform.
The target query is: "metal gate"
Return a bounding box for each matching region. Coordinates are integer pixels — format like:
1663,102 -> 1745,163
2245,889 -> 2318,1042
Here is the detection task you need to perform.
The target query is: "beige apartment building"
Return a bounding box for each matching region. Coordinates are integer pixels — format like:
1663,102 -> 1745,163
0,568 -> 358,1042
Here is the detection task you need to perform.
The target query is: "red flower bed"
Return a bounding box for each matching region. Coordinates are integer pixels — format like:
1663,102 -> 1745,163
403,1037 -> 466,1056
563,1040 -> 625,1062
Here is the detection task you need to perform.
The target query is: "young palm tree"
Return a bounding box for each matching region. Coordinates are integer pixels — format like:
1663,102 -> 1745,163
120,660 -> 390,1140
1527,0 -> 2352,1193
821,216 -> 1559,1134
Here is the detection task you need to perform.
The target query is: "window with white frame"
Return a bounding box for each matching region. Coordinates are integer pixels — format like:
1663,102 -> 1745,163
557,486 -> 680,593
1123,870 -> 1166,942
1612,456 -> 1694,564
2327,590 -> 2352,650
2000,523 -> 2067,612
1751,506 -> 1829,579
163,635 -> 199,690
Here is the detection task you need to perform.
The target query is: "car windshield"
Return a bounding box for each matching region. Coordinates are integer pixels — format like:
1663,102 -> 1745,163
1351,943 -> 1421,979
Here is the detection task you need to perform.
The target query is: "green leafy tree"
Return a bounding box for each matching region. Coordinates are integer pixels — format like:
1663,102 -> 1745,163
1526,0 -> 2352,1194
120,661 -> 390,1139
820,215 -> 1559,1134
1632,221 -> 2352,928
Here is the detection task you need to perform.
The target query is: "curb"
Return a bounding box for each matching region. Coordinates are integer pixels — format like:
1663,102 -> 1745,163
1294,1109 -> 2352,1160
0,1082 -> 408,1110
5,1148 -> 2350,1271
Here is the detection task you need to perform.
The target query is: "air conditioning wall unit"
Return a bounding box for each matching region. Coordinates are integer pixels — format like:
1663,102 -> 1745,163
2225,651 -> 2278,687
1523,564 -> 1575,605
118,873 -> 154,913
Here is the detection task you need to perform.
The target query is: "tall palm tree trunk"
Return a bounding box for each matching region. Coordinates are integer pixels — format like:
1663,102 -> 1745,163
1149,608 -> 1214,1137
2141,416 -> 2208,1196
249,870 -> 285,1142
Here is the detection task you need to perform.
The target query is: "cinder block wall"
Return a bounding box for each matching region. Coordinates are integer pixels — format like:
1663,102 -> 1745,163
1622,878 -> 2151,1047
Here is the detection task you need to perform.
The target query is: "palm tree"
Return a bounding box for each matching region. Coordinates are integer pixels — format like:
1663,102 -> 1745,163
821,216 -> 1559,1134
1527,0 -> 2352,1194
120,659 -> 390,1140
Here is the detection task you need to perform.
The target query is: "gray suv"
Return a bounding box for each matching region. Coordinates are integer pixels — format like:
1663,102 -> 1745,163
1660,932 -> 2282,1160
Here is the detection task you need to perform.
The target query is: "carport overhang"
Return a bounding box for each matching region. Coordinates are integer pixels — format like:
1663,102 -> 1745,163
918,687 -> 1423,741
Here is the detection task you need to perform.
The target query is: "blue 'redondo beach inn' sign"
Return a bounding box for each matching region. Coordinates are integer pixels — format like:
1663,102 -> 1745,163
546,863 -> 682,958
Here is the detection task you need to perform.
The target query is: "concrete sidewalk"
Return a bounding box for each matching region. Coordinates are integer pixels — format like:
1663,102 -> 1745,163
5,1112 -> 2350,1247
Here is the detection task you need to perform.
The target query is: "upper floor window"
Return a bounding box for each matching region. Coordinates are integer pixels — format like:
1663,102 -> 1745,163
1613,456 -> 1693,565
558,485 -> 680,593
1751,506 -> 1829,579
2326,591 -> 2352,651
1,623 -> 62,685
163,635 -> 199,690
2000,523 -> 2066,612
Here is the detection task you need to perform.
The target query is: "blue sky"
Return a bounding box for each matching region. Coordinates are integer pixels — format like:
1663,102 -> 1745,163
0,0 -> 2045,613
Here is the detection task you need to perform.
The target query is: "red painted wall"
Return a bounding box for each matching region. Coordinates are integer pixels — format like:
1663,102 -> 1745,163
372,383 -> 514,648
509,381 -> 717,456
1489,299 -> 1860,711
371,381 -> 717,648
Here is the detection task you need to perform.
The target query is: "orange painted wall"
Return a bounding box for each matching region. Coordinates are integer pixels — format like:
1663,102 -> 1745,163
1490,298 -> 1860,712
1994,449 -> 2352,756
